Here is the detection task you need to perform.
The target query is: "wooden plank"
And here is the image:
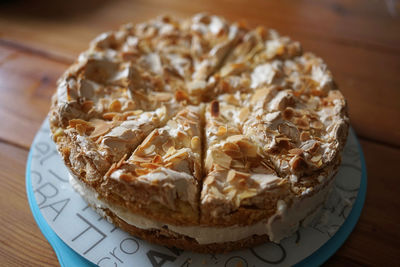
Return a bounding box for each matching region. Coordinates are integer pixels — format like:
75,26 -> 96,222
327,140 -> 400,266
0,46 -> 67,149
0,142 -> 58,266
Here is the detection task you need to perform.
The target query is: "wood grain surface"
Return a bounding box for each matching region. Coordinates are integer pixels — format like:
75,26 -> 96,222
0,0 -> 399,266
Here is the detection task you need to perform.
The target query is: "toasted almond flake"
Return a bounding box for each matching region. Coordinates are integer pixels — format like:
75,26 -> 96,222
209,186 -> 224,199
109,99 -> 122,112
143,144 -> 156,155
191,136 -> 200,151
220,62 -> 246,77
236,171 -> 251,180
76,124 -> 87,135
251,87 -> 271,104
69,119 -> 91,128
131,155 -> 152,163
162,139 -> 175,153
212,150 -> 232,169
276,137 -> 291,149
224,149 -> 243,158
283,107 -> 294,120
120,173 -> 135,182
311,120 -> 324,129
165,162 -> 173,168
135,168 -> 149,176
234,196 -> 241,208
227,169 -> 236,182
89,119 -> 114,139
289,148 -> 303,155
154,92 -> 173,102
238,107 -> 250,121
290,155 -> 307,171
238,178 -> 247,188
53,128 -> 64,140
238,190 -> 257,200
140,162 -> 161,169
311,154 -> 322,162
122,100 -> 136,111
226,135 -> 246,143
165,146 -> 176,157
260,161 -> 274,172
224,94 -> 239,105
237,139 -> 258,158
177,131 -> 187,140
175,90 -> 189,102
231,160 -> 245,169
223,142 -> 240,152
187,80 -> 207,93
206,149 -> 232,170
225,188 -> 237,200
296,116 -> 310,129
152,155 -> 163,164
105,162 -> 117,178
278,123 -> 299,141
217,126 -> 227,136
164,148 -> 188,163
128,109 -> 144,116
306,141 -> 320,154
167,120 -> 179,129
103,112 -> 118,120
81,101 -> 94,113
116,154 -> 127,168
300,131 -> 311,141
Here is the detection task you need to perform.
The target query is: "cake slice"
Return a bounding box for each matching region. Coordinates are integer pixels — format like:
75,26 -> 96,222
242,54 -> 348,190
53,106 -> 172,187
201,100 -> 291,227
102,106 -> 203,225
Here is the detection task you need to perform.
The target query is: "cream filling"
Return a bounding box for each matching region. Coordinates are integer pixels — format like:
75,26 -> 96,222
70,173 -> 334,245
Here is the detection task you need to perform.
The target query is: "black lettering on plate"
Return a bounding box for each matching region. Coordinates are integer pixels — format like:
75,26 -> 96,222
48,169 -> 69,183
34,182 -> 58,206
72,213 -> 107,255
146,250 -> 176,267
97,257 -> 116,267
120,238 -> 139,255
250,243 -> 286,264
40,198 -> 70,221
224,256 -> 248,267
109,247 -> 123,264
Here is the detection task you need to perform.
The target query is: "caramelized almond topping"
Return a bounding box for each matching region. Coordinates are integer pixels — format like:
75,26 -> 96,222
290,155 -> 307,171
120,173 -> 136,182
211,100 -> 220,117
283,107 -> 294,120
103,112 -> 118,120
109,99 -> 122,112
69,119 -> 91,128
300,131 -> 311,141
288,148 -> 303,155
81,101 -> 94,113
175,90 -> 189,102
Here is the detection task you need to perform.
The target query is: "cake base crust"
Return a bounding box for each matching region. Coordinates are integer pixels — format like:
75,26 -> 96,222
102,207 -> 270,254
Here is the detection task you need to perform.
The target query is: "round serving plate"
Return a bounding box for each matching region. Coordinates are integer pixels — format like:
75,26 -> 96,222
26,119 -> 367,267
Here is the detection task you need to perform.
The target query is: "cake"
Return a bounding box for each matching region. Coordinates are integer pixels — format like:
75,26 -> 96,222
48,13 -> 349,253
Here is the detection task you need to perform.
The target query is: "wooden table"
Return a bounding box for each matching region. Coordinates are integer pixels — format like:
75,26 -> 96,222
0,0 -> 399,265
